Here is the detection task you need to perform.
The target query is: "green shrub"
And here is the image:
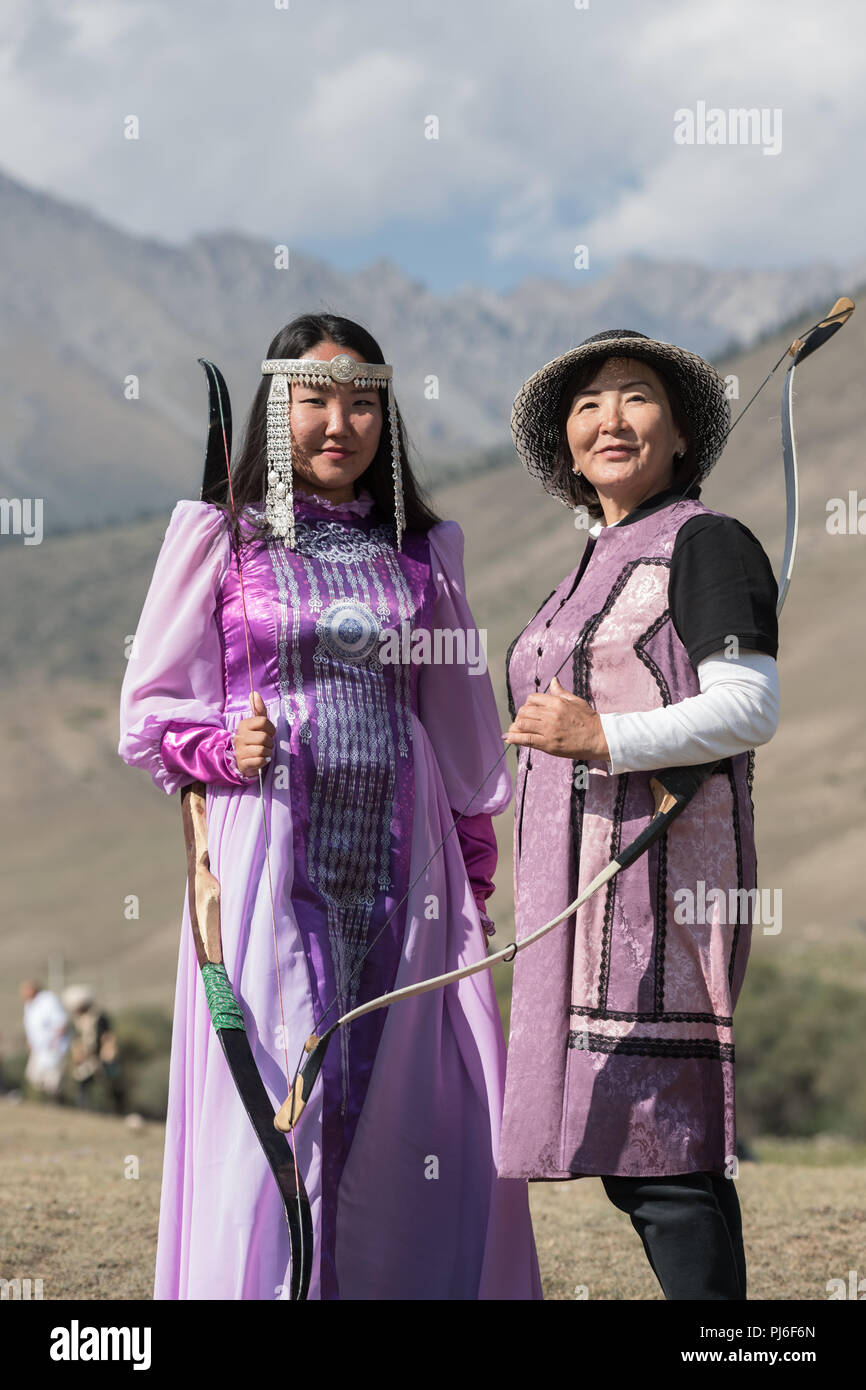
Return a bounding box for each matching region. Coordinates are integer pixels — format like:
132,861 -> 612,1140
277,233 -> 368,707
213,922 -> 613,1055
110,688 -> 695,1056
111,1007 -> 172,1065
736,957 -> 866,1140
124,1054 -> 170,1120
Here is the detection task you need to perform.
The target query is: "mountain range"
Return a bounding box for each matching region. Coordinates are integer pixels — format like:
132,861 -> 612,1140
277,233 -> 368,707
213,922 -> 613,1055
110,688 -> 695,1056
0,165 -> 862,534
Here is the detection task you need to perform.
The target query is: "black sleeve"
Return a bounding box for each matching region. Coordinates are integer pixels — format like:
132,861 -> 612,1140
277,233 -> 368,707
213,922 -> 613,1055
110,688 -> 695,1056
669,515 -> 779,668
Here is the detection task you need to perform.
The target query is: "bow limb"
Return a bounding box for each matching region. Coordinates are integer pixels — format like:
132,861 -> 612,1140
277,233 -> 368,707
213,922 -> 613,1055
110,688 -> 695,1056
199,357 -> 232,505
181,782 -> 313,1299
180,359 -> 312,1300
777,362 -> 800,615
776,296 -> 854,614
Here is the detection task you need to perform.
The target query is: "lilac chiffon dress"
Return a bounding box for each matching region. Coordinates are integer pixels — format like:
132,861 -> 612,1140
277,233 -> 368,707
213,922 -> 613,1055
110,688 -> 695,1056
119,489 -> 541,1300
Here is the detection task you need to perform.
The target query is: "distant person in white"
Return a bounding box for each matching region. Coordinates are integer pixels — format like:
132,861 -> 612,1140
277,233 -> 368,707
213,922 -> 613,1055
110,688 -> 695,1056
19,980 -> 69,1099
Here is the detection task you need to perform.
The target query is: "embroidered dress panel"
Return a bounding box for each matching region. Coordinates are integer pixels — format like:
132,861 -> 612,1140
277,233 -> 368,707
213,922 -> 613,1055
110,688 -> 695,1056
266,515 -> 427,1111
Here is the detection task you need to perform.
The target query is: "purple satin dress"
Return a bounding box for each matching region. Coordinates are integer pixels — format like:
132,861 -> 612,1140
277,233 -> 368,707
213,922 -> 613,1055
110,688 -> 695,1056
119,489 -> 541,1300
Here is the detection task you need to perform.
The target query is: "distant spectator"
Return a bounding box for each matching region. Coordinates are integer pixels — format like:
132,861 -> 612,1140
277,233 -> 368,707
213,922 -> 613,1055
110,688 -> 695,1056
62,985 -> 125,1115
19,980 -> 69,1101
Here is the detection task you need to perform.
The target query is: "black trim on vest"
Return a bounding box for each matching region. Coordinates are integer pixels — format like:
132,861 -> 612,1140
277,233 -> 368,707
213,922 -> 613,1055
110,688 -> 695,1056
570,1005 -> 734,1027
727,761 -> 745,991
508,588 -> 557,865
505,585 -> 562,721
568,1031 -> 735,1063
654,823 -> 669,1016
635,608 -> 674,706
598,772 -> 629,1012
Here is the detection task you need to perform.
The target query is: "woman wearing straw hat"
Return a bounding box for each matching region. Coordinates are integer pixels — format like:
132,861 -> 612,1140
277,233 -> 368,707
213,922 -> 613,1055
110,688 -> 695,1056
500,330 -> 780,1300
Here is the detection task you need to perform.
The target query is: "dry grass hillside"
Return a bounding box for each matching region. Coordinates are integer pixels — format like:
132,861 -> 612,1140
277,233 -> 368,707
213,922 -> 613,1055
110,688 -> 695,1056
1,301 -> 864,1035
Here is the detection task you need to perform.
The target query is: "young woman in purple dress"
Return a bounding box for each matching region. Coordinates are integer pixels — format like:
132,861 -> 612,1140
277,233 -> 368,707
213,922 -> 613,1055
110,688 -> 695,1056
119,313 -> 541,1301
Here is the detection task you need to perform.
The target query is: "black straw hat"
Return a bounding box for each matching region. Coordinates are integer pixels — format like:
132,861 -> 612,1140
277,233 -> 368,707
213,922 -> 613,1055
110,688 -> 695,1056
510,329 -> 731,508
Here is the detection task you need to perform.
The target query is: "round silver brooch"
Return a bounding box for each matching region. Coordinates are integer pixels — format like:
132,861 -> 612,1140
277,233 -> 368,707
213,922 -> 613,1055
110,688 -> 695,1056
328,354 -> 358,383
316,599 -> 381,663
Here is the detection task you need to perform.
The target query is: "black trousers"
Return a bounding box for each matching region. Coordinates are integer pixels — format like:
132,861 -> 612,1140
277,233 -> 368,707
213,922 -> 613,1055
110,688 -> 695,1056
601,1171 -> 747,1300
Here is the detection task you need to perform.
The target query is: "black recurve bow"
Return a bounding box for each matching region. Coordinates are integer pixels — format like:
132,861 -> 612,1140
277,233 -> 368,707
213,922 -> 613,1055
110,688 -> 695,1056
179,358 -> 313,1300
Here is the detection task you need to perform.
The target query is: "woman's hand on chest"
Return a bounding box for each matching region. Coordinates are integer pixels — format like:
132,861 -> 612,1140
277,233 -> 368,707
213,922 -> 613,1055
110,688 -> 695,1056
502,676 -> 610,761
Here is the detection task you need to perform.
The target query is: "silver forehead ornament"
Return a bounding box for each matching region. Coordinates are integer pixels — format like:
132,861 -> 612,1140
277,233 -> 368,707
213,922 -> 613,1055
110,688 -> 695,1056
261,353 -> 405,551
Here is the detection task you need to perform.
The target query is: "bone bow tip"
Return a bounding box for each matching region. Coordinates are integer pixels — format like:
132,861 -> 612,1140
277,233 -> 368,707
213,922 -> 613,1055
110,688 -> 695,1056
274,1032 -> 321,1132
274,1076 -> 307,1133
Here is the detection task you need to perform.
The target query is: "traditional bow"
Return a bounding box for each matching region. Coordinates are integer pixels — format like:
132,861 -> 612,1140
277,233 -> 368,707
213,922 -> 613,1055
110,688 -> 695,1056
179,359 -> 313,1301
276,295 -> 855,1134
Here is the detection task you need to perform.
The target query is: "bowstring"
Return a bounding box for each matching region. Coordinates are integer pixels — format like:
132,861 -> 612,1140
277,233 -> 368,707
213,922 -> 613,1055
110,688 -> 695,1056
207,363 -> 306,1298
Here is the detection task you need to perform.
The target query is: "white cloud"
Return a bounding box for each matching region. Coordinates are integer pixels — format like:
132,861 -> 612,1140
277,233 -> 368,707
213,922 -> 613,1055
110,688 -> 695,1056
0,0 -> 862,279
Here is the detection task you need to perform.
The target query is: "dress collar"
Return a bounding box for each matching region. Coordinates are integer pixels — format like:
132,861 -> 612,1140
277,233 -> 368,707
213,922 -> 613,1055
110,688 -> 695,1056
590,484 -> 701,536
292,486 -> 376,519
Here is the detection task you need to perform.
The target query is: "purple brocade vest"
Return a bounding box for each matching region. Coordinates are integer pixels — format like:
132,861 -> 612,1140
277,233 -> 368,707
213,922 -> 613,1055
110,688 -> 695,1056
500,497 -> 756,1179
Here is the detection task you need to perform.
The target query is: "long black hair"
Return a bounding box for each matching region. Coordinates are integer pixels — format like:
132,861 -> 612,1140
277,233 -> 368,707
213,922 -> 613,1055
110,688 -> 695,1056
548,355 -> 700,521
214,313 -> 441,545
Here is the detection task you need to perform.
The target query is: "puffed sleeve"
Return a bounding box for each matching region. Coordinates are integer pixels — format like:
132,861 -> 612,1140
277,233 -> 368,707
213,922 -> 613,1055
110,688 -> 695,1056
118,500 -> 247,795
417,521 -> 513,929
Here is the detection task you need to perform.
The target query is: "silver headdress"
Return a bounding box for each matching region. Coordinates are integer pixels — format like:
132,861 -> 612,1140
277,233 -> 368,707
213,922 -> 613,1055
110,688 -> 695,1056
261,352 -> 406,551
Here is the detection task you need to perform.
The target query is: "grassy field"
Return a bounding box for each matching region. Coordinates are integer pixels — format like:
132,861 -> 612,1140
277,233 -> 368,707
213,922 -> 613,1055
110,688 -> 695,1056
2,1100 -> 863,1301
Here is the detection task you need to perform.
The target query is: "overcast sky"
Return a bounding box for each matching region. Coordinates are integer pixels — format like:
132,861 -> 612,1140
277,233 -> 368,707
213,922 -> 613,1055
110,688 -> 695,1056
0,0 -> 862,291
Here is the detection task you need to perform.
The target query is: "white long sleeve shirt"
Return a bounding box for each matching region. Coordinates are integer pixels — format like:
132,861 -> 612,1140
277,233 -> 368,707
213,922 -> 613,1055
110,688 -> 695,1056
600,649 -> 779,774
